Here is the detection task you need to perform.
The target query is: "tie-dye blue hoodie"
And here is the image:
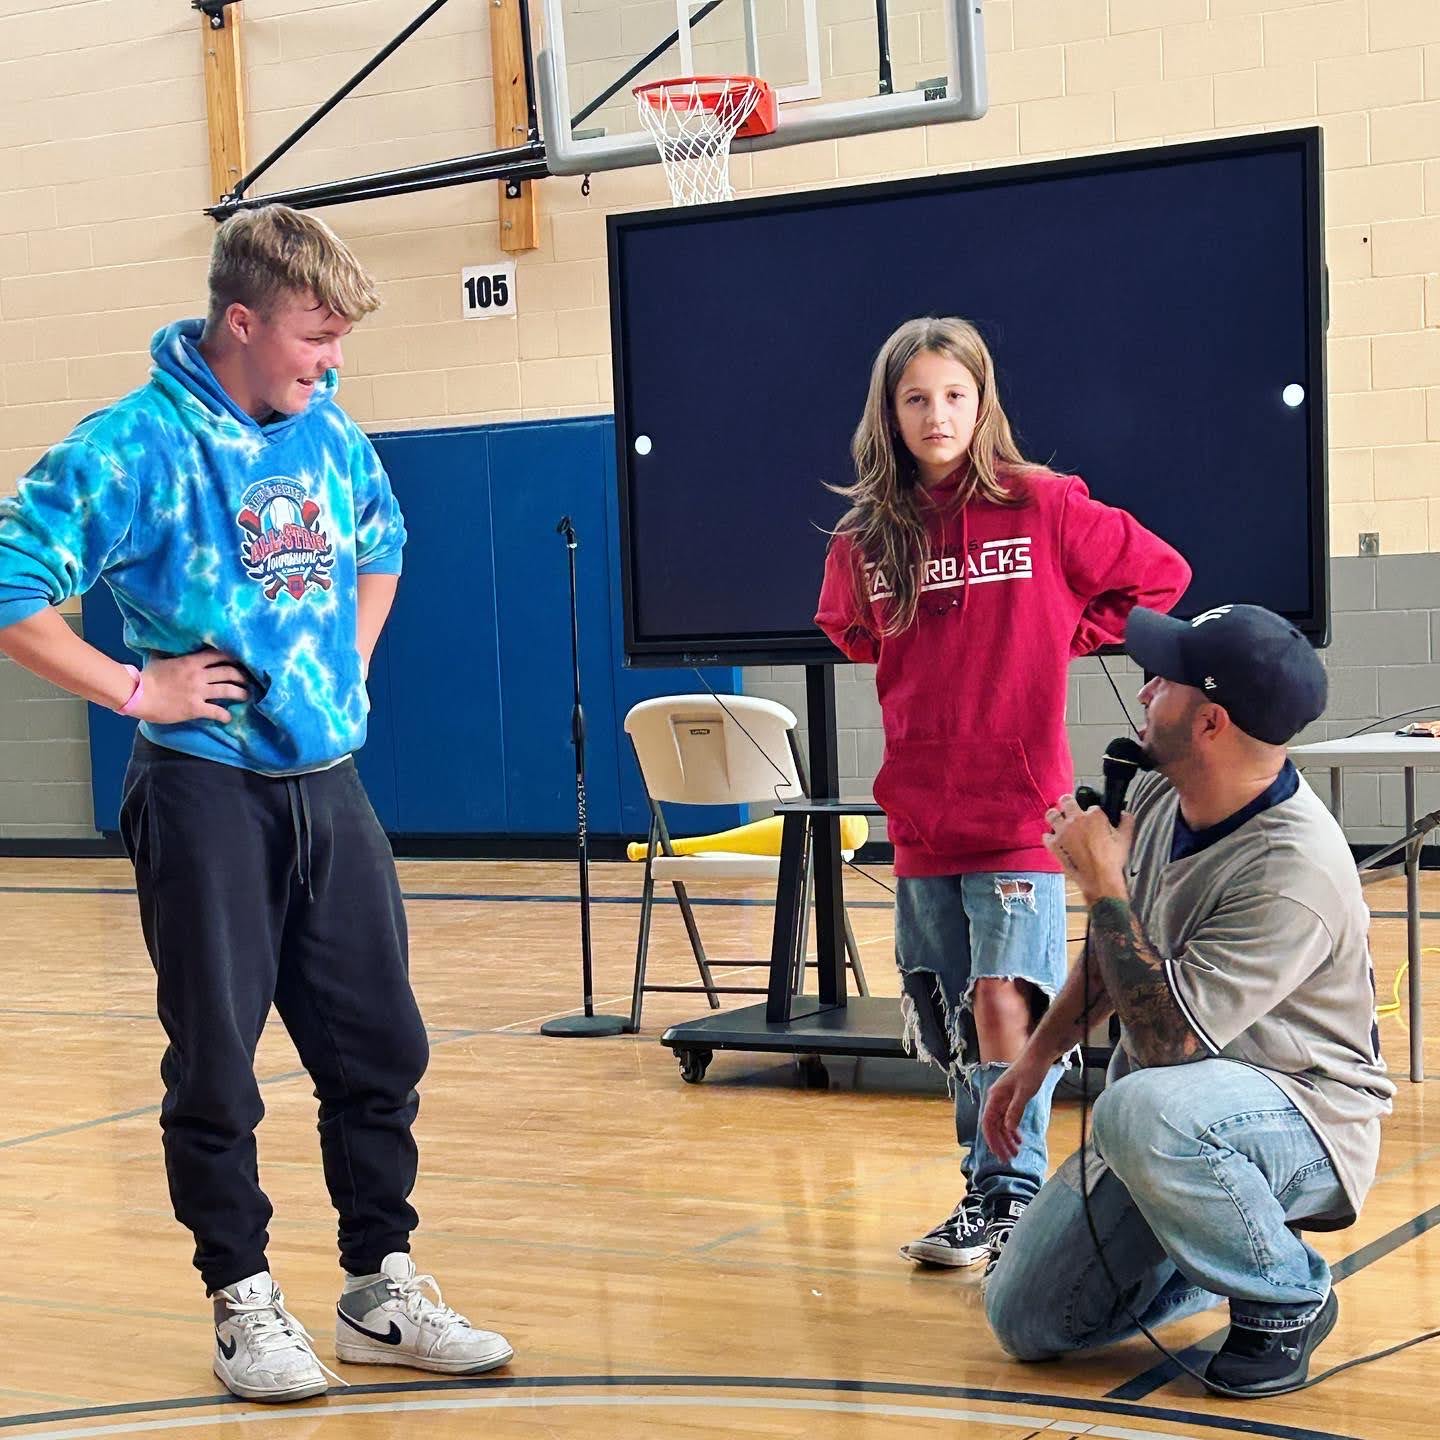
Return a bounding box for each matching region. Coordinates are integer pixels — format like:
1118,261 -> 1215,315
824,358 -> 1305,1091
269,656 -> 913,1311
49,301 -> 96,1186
0,319 -> 406,775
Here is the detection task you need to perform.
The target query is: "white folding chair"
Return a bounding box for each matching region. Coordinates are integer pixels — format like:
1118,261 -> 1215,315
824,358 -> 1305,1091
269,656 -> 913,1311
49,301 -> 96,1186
624,693 -> 868,1032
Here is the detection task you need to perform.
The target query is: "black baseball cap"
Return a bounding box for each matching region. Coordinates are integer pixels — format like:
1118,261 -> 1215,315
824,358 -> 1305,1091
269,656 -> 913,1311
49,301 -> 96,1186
1124,604 -> 1327,746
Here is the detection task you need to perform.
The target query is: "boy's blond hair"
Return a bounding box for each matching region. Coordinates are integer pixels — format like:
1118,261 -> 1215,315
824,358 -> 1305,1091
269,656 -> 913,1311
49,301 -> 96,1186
206,205 -> 381,331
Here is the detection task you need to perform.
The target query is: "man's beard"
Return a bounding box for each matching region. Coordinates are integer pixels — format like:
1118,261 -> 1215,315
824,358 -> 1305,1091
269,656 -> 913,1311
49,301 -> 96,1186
1142,715 -> 1193,771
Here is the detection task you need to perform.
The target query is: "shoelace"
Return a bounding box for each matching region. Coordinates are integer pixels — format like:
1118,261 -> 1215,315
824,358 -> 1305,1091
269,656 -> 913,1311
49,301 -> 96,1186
392,1268 -> 471,1333
223,1289 -> 347,1387
915,1201 -> 981,1247
988,1219 -> 1018,1251
941,1196 -> 982,1236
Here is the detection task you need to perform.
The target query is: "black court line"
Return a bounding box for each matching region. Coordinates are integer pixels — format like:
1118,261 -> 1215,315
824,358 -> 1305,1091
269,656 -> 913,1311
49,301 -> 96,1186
0,1028 -> 482,1151
2,883 -> 1432,923
0,884 -> 138,897
0,884 -> 894,910
0,1372 -> 1364,1440
1106,1199 -> 1440,1401
0,1008 -> 154,1021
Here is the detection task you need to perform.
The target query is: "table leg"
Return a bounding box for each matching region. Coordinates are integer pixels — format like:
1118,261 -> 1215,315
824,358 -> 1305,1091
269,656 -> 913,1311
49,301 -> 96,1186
815,814 -> 847,1008
1406,767 -> 1424,1083
767,811 -> 808,1024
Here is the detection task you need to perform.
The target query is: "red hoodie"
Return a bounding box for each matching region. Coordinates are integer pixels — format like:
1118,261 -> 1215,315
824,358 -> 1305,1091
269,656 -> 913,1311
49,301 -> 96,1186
815,469 -> 1191,877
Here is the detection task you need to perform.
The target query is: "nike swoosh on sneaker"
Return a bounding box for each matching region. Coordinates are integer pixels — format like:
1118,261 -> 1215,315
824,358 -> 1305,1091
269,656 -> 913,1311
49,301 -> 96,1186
216,1332 -> 237,1360
338,1311 -> 403,1345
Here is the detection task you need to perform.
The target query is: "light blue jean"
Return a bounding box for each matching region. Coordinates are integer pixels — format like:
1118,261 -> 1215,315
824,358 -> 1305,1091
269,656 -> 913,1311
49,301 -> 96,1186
895,872 -> 1068,1207
985,1059 -> 1349,1359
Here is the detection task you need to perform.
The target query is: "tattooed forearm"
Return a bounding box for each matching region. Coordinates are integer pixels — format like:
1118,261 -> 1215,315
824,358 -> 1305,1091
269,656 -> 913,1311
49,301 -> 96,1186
1088,897 -> 1205,1067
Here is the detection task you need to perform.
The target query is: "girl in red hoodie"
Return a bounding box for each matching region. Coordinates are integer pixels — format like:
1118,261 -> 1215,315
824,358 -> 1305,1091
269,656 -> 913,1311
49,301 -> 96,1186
816,317 -> 1190,1274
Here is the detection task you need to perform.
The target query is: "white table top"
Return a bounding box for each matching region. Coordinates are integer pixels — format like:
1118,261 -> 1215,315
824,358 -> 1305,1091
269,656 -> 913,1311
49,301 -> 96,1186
1291,735 -> 1440,768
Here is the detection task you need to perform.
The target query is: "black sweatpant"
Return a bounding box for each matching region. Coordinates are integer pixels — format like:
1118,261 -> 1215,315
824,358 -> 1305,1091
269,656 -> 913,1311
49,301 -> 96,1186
119,736 -> 430,1293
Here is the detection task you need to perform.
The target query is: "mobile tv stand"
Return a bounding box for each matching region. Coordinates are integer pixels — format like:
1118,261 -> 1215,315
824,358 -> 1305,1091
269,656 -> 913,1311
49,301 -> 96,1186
660,665 -> 906,1085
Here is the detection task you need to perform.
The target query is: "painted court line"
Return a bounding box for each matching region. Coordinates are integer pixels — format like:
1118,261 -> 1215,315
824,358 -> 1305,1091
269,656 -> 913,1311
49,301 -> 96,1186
0,1376 -> 1365,1440
1106,1198 -> 1440,1401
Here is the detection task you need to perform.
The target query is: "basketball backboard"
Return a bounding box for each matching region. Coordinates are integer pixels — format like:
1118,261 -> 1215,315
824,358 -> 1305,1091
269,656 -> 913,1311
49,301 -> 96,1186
536,0 -> 987,176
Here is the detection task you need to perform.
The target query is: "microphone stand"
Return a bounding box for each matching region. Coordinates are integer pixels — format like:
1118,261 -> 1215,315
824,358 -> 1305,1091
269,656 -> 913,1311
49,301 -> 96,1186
541,516 -> 626,1038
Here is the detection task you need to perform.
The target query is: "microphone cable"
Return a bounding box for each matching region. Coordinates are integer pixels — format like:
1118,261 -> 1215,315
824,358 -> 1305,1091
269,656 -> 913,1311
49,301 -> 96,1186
688,667 -> 896,897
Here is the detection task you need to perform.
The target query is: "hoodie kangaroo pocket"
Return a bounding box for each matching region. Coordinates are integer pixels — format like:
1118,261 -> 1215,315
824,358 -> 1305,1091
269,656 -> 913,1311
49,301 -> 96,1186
873,735 -> 1051,855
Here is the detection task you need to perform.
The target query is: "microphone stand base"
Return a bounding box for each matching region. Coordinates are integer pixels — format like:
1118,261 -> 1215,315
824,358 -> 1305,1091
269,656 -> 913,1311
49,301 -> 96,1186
540,1013 -> 629,1037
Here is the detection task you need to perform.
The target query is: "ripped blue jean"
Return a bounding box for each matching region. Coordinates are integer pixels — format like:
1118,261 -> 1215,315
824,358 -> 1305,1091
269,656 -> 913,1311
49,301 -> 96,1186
894,872 -> 1068,1208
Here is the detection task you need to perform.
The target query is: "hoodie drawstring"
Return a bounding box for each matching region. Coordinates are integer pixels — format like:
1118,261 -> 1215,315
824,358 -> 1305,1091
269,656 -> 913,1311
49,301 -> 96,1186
958,502 -> 971,629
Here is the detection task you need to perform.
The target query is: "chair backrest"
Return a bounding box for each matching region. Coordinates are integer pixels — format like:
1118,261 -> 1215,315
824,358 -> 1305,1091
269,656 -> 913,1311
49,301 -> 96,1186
624,694 -> 803,806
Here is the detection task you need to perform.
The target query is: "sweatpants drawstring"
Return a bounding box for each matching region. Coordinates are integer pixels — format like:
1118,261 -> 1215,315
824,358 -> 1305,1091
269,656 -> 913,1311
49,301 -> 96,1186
285,776 -> 315,900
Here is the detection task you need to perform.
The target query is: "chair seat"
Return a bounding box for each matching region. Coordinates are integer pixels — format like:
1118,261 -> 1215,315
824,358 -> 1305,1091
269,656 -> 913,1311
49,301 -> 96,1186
649,850 -> 857,883
651,853 -> 780,882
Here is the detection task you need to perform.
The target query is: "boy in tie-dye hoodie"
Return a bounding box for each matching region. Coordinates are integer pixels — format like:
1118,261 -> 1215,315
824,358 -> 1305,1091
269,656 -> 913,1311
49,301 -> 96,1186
0,207 -> 512,1401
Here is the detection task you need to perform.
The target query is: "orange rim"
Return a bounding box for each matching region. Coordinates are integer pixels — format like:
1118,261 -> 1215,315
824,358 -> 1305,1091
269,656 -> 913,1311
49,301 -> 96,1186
633,75 -> 772,112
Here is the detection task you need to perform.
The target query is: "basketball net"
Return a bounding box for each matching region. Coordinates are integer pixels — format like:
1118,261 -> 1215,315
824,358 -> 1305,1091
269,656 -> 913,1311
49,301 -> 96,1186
634,77 -> 767,206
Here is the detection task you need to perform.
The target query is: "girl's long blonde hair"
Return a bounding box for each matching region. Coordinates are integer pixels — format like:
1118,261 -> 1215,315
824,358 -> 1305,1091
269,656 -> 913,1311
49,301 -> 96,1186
834,316 -> 1038,635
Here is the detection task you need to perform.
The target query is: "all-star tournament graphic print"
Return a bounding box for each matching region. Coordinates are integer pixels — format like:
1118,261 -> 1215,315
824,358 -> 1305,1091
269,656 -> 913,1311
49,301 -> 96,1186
236,478 -> 336,601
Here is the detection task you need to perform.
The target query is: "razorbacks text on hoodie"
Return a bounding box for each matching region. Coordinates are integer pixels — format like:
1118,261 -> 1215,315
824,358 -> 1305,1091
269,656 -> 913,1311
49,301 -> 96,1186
816,470 -> 1191,878
0,319 -> 406,775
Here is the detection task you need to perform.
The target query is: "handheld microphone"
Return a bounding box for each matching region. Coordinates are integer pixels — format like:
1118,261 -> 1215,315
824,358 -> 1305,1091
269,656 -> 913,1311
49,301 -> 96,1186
1076,736 -> 1154,826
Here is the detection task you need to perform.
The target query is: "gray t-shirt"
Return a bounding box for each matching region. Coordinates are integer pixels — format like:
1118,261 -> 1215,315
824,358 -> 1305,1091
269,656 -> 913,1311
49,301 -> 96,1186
1109,769 -> 1395,1226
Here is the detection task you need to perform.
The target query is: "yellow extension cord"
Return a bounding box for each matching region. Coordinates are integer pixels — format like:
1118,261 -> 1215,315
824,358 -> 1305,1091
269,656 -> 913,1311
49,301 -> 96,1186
1375,947 -> 1440,1027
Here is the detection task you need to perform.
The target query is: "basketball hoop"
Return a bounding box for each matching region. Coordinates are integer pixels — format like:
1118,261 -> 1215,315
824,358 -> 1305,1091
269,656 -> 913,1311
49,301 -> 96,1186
634,75 -> 777,206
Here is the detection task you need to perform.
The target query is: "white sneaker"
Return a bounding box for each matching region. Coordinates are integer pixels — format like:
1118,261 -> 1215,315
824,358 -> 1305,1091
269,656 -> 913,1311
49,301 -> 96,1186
334,1253 -> 513,1375
212,1272 -> 335,1403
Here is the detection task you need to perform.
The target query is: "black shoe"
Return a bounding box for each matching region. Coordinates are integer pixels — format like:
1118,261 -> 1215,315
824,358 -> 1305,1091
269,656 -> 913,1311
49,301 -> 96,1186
1203,1290 -> 1338,1397
900,1192 -> 988,1268
983,1196 -> 1029,1279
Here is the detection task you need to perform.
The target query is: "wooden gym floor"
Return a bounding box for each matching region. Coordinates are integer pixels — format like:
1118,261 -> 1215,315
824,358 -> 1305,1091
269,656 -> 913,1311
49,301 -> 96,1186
0,855 -> 1436,1439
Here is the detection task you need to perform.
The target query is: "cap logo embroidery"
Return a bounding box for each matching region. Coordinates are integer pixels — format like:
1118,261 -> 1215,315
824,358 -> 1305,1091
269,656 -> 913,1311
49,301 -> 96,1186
1192,606 -> 1233,627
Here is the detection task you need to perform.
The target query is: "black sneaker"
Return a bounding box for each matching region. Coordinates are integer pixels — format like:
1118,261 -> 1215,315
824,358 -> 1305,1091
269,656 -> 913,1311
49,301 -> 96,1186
983,1196 -> 1029,1278
1204,1290 -> 1338,1397
900,1192 -> 987,1267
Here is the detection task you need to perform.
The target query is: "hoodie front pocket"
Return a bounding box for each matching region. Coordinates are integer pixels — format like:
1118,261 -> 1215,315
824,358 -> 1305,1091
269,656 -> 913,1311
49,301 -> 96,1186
873,735 -> 1051,855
